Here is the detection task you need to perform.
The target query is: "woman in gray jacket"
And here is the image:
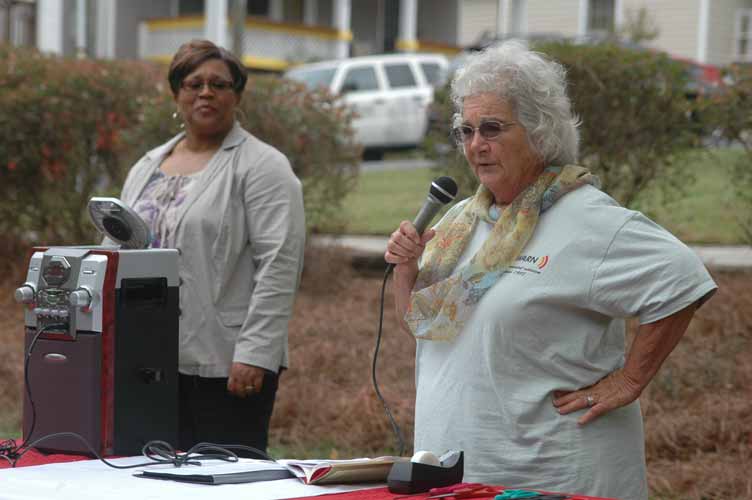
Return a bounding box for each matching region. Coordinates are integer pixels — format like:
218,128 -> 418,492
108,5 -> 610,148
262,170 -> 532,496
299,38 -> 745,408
118,39 -> 305,455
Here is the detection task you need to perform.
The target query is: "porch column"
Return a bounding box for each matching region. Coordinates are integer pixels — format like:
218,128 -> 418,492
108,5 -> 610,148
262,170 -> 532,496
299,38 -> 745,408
497,0 -> 511,36
95,0 -> 116,58
697,0 -> 710,63
577,0 -> 589,37
512,0 -> 528,34
269,0 -> 283,22
36,0 -> 64,55
396,0 -> 418,52
333,0 -> 351,59
75,0 -> 86,57
614,0 -> 624,31
205,0 -> 229,48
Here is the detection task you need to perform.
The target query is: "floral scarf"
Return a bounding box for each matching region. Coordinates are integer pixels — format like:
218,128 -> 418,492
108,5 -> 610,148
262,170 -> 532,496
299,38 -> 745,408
405,165 -> 599,341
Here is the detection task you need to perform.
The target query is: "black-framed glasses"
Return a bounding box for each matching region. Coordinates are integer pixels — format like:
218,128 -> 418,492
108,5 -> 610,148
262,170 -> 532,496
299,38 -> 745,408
180,79 -> 235,95
451,120 -> 516,144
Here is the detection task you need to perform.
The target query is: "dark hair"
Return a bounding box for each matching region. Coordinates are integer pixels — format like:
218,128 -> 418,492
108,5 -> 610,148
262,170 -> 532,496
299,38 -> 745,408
167,39 -> 248,96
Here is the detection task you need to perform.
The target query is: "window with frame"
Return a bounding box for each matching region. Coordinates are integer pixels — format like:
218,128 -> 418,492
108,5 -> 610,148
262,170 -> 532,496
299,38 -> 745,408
384,63 -> 417,88
736,10 -> 752,62
420,62 -> 446,87
588,0 -> 615,34
340,66 -> 379,93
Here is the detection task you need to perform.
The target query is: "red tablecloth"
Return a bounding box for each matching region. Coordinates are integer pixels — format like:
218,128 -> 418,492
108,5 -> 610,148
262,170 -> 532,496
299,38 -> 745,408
0,449 -> 614,500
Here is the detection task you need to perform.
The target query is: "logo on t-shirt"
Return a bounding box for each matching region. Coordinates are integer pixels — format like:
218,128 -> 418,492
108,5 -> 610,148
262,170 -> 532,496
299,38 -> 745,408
509,254 -> 550,275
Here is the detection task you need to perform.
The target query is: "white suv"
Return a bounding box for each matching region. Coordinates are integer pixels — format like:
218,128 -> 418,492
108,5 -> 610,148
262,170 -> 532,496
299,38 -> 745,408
285,53 -> 449,155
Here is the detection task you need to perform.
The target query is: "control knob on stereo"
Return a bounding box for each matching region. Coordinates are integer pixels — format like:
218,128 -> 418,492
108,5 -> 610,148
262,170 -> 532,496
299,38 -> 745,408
14,284 -> 36,305
69,287 -> 93,310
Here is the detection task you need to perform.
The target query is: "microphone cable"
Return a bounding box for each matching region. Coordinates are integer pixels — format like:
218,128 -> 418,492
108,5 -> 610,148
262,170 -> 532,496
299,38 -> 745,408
371,266 -> 406,457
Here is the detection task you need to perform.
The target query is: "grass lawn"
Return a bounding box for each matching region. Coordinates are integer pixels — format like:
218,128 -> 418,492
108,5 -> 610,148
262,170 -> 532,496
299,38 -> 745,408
332,167 -> 438,236
334,148 -> 748,245
633,148 -> 746,245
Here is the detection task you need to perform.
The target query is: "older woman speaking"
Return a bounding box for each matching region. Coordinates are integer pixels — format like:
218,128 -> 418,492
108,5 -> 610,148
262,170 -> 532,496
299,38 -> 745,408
385,42 -> 717,500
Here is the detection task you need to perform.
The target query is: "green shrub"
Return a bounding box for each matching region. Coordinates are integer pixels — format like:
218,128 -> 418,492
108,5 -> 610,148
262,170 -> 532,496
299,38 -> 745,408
0,46 -> 159,253
0,45 -> 360,267
424,42 -> 702,207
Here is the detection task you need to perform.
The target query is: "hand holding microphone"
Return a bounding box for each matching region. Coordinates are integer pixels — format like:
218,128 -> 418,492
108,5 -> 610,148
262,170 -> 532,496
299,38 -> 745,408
385,176 -> 458,274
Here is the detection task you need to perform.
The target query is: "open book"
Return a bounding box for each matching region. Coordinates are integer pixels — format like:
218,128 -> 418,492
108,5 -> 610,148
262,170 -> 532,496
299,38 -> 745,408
278,456 -> 407,485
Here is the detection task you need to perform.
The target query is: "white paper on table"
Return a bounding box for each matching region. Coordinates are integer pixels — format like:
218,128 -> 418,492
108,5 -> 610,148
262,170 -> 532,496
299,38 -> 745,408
0,456 -> 385,500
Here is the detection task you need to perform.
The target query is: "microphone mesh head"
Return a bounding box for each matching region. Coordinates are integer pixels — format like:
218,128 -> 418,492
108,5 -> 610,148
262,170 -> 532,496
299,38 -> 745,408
430,176 -> 458,204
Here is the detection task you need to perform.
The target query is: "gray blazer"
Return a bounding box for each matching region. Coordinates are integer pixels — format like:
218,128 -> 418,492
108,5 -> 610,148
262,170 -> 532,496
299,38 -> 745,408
119,123 -> 305,377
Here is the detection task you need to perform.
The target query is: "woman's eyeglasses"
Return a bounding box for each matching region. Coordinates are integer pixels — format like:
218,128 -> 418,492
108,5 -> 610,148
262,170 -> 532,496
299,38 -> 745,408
452,120 -> 516,144
181,79 -> 235,95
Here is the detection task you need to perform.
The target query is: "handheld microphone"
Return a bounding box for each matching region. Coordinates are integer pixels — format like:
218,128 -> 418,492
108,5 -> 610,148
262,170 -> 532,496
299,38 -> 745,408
386,176 -> 458,275
375,176 -> 458,455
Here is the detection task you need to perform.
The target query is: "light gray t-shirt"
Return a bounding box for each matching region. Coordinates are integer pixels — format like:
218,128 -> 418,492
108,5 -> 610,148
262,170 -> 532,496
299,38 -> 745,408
414,185 -> 717,500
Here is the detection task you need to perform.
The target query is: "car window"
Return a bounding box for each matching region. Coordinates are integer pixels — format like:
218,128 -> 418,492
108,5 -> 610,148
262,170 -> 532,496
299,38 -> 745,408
384,63 -> 417,88
285,67 -> 336,90
340,66 -> 379,93
420,62 -> 445,86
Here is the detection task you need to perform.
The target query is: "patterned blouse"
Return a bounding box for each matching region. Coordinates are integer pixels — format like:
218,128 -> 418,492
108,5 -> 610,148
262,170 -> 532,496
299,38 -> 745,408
131,169 -> 200,249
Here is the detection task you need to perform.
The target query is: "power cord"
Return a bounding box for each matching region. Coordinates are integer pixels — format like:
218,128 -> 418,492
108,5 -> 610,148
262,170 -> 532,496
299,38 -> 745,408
2,323 -> 273,469
0,322 -> 67,463
7,434 -> 272,469
371,267 -> 406,456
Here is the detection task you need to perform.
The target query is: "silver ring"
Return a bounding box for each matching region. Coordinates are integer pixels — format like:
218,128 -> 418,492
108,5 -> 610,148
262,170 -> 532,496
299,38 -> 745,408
586,394 -> 595,407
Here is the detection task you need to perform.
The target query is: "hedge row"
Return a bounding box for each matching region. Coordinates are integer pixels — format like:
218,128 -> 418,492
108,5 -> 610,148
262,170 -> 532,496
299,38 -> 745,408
0,45 -> 361,262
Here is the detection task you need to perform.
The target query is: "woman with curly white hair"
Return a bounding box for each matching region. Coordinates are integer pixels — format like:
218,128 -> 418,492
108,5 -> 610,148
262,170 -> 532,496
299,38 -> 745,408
385,41 -> 716,500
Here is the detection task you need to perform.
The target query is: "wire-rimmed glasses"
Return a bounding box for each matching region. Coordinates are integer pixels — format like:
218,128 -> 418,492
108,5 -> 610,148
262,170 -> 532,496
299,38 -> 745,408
451,120 -> 516,144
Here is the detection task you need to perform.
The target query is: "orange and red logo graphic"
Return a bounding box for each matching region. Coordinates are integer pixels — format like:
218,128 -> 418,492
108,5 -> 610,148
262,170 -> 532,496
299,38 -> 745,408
516,254 -> 551,271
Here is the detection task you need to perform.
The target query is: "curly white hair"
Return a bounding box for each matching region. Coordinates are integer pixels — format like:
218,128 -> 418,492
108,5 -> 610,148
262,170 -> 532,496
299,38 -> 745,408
451,40 -> 580,166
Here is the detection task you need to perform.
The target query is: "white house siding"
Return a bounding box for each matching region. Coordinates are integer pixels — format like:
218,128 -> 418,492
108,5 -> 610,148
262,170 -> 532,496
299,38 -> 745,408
457,0 -> 502,46
706,0 -> 752,66
418,0 -> 459,45
526,0 -> 580,37
621,0 -> 700,61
